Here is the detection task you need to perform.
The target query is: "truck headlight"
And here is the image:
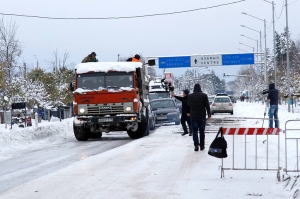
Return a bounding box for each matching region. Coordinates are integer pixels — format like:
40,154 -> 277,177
79,108 -> 86,113
125,106 -> 132,112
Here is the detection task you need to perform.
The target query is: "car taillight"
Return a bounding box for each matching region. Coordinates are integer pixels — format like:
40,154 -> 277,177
229,103 -> 232,106
212,103 -> 216,106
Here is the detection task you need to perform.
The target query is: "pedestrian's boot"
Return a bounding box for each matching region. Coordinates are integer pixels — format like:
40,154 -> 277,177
181,125 -> 188,136
188,125 -> 193,136
194,145 -> 199,151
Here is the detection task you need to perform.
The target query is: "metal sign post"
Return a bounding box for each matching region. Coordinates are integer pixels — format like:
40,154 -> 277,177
11,97 -> 27,128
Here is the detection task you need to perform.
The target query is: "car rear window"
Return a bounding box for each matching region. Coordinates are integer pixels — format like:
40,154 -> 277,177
214,98 -> 230,103
150,100 -> 175,109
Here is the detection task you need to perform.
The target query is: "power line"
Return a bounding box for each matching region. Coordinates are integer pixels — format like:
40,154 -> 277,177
275,0 -> 285,20
0,0 -> 245,20
288,0 -> 299,5
294,33 -> 300,40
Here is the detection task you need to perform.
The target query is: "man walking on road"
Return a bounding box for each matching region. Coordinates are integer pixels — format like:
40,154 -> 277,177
172,89 -> 192,136
267,83 -> 279,128
187,84 -> 211,151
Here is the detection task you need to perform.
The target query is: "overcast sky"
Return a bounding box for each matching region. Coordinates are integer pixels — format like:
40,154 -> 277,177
1,0 -> 299,81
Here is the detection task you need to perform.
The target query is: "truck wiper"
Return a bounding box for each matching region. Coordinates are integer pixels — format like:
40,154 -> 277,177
106,86 -> 119,89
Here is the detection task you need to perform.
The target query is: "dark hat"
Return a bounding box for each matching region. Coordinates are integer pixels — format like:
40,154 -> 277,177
193,83 -> 202,92
183,89 -> 190,95
134,54 -> 140,60
91,52 -> 96,56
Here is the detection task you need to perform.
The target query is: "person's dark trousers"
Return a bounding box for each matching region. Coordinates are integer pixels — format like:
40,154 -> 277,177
181,114 -> 191,134
191,117 -> 206,148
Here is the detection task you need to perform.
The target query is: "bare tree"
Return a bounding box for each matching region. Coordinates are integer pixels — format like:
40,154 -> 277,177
0,18 -> 23,80
0,18 -> 23,110
46,49 -> 74,73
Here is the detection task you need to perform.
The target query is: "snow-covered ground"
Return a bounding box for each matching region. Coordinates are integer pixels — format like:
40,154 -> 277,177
1,101 -> 300,198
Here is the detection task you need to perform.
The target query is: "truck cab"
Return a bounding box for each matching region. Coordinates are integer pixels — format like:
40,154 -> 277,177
70,62 -> 151,140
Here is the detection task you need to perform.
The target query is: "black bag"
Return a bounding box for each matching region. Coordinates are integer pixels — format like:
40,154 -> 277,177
208,127 -> 227,158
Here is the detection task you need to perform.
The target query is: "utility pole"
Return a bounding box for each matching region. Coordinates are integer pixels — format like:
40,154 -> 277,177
272,1 -> 277,89
285,0 -> 291,112
264,0 -> 277,88
263,19 -> 268,89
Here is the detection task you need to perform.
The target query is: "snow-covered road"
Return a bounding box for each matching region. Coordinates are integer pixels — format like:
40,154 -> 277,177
1,101 -> 300,198
0,136 -> 132,194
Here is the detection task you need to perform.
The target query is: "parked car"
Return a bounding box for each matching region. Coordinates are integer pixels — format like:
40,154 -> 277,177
149,93 -> 158,101
208,96 -> 215,105
150,98 -> 180,125
148,105 -> 156,130
228,95 -> 237,103
216,93 -> 228,96
211,96 -> 233,115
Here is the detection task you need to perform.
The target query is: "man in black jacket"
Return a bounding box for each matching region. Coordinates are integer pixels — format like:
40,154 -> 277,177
267,83 -> 279,128
172,89 -> 192,136
187,84 -> 211,151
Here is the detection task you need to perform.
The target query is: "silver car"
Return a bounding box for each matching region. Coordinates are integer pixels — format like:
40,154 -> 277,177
211,96 -> 233,115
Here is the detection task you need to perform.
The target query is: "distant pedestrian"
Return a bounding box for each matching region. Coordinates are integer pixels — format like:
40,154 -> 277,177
172,89 -> 192,136
267,83 -> 279,128
126,54 -> 141,62
81,52 -> 98,63
187,84 -> 211,151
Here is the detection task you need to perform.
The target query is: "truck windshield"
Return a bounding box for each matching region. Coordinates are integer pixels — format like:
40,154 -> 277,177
77,72 -> 134,90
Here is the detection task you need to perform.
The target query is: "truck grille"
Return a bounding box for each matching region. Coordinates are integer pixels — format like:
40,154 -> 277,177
87,106 -> 124,114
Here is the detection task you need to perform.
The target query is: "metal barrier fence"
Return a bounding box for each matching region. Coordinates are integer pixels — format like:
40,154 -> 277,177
219,117 -> 281,181
284,120 -> 300,174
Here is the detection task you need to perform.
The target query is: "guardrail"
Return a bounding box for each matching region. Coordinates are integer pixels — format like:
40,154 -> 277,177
283,120 -> 300,174
218,117 -> 281,181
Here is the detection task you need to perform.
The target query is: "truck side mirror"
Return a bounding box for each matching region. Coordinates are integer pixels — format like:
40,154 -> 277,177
147,59 -> 156,66
69,82 -> 74,92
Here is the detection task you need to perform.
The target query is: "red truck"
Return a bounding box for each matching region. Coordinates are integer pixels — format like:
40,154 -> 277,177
70,61 -> 155,141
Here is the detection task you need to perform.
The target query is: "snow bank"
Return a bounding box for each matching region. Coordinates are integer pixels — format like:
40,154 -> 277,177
74,87 -> 134,93
0,118 -> 74,160
75,62 -> 142,74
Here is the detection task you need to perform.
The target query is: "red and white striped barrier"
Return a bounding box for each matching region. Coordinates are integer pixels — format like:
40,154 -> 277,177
222,128 -> 280,135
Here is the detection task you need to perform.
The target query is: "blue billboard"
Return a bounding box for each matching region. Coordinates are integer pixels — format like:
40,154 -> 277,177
158,56 -> 191,68
222,53 -> 255,65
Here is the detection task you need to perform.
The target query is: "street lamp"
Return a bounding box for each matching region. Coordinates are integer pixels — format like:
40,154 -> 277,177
242,12 -> 268,89
263,0 -> 277,89
239,42 -> 254,52
237,48 -> 248,53
34,55 -> 39,68
241,34 -> 258,55
240,25 -> 263,84
240,25 -> 262,54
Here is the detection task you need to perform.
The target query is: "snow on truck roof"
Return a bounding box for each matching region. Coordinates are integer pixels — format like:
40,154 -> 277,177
75,62 -> 143,74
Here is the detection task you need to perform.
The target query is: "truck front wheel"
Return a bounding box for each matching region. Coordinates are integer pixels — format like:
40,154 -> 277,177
127,113 -> 148,139
73,123 -> 89,141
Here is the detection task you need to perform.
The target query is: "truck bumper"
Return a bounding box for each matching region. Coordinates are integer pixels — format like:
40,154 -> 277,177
74,115 -> 138,126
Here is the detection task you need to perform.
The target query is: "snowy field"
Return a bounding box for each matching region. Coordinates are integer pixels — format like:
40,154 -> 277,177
1,101 -> 300,198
